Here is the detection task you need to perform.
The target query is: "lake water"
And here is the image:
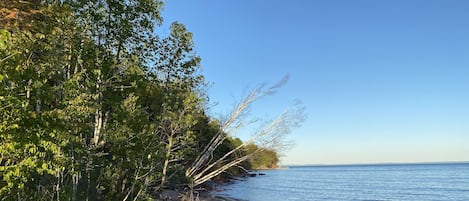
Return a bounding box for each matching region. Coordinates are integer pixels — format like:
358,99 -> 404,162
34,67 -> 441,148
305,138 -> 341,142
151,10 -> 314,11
214,163 -> 469,201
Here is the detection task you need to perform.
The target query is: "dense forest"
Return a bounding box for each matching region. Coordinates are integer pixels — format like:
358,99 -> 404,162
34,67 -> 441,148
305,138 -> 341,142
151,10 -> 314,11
0,1 -> 304,200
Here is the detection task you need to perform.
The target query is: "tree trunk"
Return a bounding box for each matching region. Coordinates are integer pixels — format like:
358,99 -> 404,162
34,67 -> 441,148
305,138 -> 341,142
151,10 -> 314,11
160,134 -> 173,188
92,109 -> 102,146
92,70 -> 103,146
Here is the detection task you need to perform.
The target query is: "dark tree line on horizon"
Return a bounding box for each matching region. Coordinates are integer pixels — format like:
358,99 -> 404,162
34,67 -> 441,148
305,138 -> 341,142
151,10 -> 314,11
0,1 -> 305,200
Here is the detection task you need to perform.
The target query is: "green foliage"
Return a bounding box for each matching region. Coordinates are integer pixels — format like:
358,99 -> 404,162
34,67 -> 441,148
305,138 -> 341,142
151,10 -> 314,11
246,144 -> 280,169
0,29 -> 10,50
0,0 -> 208,200
0,1 -> 283,200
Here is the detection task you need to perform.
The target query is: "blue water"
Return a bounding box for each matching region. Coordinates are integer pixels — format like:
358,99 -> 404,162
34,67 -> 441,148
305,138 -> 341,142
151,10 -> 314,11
215,163 -> 469,201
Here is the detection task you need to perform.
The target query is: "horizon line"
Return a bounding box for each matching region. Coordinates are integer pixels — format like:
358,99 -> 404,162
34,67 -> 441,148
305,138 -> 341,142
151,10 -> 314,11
282,160 -> 469,167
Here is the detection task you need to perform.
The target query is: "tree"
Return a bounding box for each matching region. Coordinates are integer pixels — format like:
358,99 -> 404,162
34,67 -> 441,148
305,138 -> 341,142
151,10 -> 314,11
0,1 -> 86,199
1,1 -> 304,200
246,145 -> 279,169
186,76 -> 306,187
0,0 -> 205,200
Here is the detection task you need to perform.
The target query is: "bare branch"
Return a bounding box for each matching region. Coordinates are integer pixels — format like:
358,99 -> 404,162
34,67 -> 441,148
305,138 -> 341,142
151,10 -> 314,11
186,75 -> 306,187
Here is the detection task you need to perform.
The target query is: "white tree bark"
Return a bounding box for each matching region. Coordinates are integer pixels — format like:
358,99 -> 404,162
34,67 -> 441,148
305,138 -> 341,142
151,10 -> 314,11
186,75 -> 306,187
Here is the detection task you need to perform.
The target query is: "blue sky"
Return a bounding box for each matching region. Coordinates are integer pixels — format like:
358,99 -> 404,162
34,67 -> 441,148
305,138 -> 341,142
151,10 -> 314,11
160,0 -> 469,165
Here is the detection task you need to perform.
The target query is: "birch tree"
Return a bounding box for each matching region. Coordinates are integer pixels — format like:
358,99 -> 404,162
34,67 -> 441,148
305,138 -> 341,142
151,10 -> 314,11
150,22 -> 204,190
186,76 -> 306,187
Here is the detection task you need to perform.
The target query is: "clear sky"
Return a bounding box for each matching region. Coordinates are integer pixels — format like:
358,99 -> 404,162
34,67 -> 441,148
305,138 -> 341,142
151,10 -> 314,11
160,0 -> 469,165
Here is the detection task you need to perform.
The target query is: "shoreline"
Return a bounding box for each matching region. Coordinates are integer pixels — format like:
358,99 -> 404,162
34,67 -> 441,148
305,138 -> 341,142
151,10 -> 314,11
159,189 -> 243,201
159,168 -> 280,200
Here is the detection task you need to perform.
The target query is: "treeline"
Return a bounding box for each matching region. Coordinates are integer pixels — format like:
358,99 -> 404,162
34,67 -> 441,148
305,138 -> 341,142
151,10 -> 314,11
0,1 -> 302,200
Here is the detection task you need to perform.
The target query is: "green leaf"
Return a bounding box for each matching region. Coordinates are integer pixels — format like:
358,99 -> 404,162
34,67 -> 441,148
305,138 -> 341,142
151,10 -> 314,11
0,29 -> 10,50
35,33 -> 45,39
